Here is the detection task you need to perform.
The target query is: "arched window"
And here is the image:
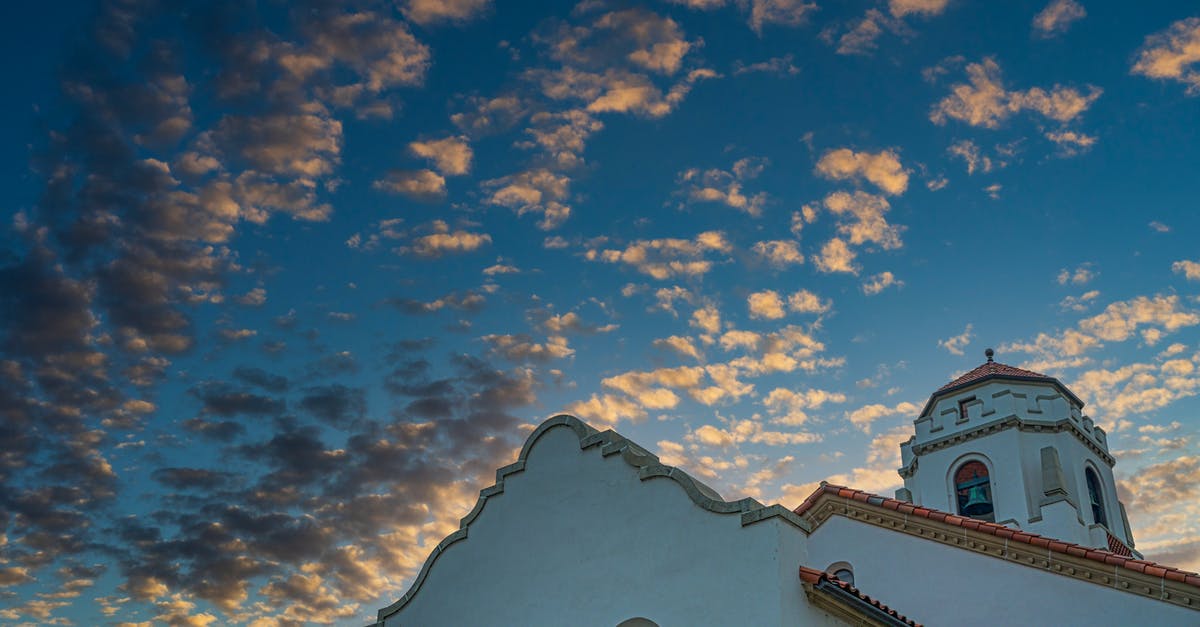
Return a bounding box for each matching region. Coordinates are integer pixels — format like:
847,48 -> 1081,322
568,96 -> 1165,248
617,619 -> 659,627
1085,467 -> 1107,526
954,460 -> 994,521
826,561 -> 854,587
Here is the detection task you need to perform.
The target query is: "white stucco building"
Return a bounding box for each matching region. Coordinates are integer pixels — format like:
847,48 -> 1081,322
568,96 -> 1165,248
372,353 -> 1200,626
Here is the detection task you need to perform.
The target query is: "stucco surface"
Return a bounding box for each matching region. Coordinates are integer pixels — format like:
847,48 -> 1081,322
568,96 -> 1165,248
807,515 -> 1197,627
381,421 -> 843,627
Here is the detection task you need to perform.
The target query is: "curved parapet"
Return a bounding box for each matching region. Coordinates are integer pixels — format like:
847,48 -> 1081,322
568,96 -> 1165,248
375,413 -> 808,624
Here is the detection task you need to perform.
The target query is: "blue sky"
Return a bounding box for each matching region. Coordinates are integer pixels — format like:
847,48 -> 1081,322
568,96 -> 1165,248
3,0 -> 1200,624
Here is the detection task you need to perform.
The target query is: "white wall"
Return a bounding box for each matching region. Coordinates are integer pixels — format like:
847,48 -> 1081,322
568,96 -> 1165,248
807,515 -> 1196,626
382,423 -> 845,627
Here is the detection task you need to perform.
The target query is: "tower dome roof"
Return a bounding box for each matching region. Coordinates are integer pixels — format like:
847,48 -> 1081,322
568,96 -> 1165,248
919,350 -> 1083,418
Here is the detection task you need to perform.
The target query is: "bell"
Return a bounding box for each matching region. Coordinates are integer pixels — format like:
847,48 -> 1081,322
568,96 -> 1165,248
962,485 -> 993,516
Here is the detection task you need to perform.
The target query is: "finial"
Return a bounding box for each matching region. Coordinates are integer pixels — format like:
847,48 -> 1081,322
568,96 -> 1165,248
985,348 -> 994,362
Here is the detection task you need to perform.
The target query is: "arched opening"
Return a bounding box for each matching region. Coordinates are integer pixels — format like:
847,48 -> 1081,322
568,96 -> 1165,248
1085,467 -> 1107,526
826,561 -> 854,587
954,460 -> 994,521
617,619 -> 659,627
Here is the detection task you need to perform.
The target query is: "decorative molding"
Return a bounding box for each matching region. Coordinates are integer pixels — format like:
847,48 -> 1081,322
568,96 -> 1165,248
910,415 -> 1115,466
375,414 -> 810,625
800,494 -> 1199,612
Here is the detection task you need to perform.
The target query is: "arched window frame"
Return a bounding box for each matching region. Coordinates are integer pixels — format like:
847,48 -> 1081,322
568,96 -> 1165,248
946,454 -> 996,522
825,561 -> 854,587
1084,464 -> 1108,527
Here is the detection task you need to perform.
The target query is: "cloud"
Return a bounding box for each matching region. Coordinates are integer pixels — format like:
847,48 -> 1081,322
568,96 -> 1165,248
833,10 -> 908,56
1057,263 -> 1097,285
812,237 -> 858,274
565,394 -> 647,427
746,0 -> 818,34
384,289 -> 487,315
938,324 -> 974,355
1059,289 -> 1100,312
1005,294 -> 1200,359
1032,0 -> 1086,37
845,401 -> 920,432
748,291 -> 787,319
1172,260 -> 1200,280
402,221 -> 492,258
401,0 -> 493,25
752,240 -> 804,266
747,289 -> 830,319
213,111 -> 342,178
1149,221 -> 1171,233
300,384 -> 367,426
665,0 -> 816,34
787,289 -> 832,314
862,271 -> 903,295
482,334 -> 574,362
483,262 -> 520,276
451,94 -> 528,135
519,109 -> 604,169
677,157 -> 770,216
654,335 -> 704,361
691,304 -> 722,335
408,136 -> 473,176
947,139 -> 999,174
602,366 -> 706,409
931,57 -> 1101,128
815,148 -> 909,195
1071,355 -> 1200,420
233,367 -> 289,393
585,231 -> 731,279
484,168 -> 572,230
689,418 -> 820,449
372,169 -> 446,200
732,54 -> 800,76
235,288 -> 267,306
542,8 -> 697,76
820,191 -> 904,249
889,0 -> 949,18
1045,129 -> 1096,156
1132,17 -> 1200,94
541,311 -> 617,335
764,387 -> 847,426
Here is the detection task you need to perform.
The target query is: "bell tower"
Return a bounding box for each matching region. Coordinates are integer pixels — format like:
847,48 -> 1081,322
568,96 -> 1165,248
895,349 -> 1138,555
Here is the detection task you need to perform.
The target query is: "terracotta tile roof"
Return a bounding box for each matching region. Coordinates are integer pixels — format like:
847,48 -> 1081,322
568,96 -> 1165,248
794,483 -> 1200,590
1108,531 -> 1134,557
936,360 -> 1054,392
919,356 -> 1084,417
799,565 -> 921,626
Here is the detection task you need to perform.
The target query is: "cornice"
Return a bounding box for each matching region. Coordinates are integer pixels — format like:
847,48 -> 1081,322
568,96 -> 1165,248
910,415 -> 1115,466
799,493 -> 1199,612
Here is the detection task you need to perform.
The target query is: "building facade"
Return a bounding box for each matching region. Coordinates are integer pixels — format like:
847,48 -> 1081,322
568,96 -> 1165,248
371,354 -> 1200,626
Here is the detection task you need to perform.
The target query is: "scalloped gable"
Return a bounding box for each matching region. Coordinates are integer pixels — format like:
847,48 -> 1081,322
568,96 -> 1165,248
376,414 -> 810,625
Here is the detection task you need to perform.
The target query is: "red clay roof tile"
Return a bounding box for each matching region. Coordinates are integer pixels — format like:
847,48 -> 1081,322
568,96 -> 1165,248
798,565 -> 922,626
936,360 -> 1054,392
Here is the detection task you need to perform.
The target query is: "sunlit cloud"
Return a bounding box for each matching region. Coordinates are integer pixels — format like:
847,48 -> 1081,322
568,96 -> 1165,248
677,157 -> 770,216
815,148 -> 910,195
937,323 -> 974,355
1132,17 -> 1200,94
930,57 -> 1102,128
1032,0 -> 1086,37
585,231 -> 732,279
